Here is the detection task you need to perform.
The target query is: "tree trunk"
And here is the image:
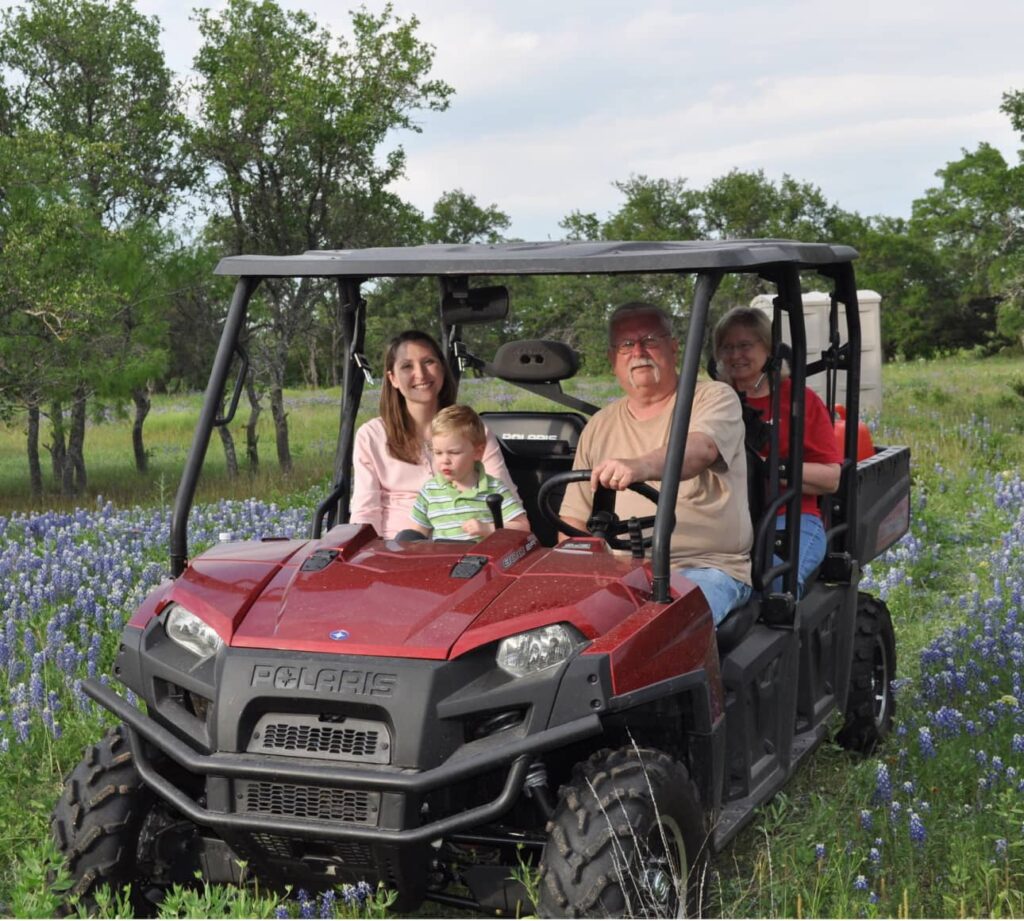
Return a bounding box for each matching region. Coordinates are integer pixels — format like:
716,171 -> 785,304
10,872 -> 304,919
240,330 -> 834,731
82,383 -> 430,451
306,336 -> 319,390
218,424 -> 239,478
27,402 -> 43,499
330,328 -> 340,388
245,372 -> 261,472
68,387 -> 88,495
131,385 -> 152,473
47,399 -> 67,488
269,385 -> 293,473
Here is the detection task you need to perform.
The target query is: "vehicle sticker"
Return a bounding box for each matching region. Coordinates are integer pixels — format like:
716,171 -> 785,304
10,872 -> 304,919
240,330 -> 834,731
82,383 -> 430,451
500,535 -> 538,570
329,629 -> 350,641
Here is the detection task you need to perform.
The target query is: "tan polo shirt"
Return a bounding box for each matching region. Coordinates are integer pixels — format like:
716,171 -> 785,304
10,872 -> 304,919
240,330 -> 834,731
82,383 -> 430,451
560,380 -> 752,584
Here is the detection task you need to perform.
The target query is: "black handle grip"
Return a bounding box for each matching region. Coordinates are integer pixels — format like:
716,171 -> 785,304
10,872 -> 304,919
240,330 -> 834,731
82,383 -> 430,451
486,493 -> 504,530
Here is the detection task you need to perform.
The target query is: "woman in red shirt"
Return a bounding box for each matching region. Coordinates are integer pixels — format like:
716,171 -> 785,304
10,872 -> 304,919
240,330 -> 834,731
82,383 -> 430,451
713,307 -> 841,597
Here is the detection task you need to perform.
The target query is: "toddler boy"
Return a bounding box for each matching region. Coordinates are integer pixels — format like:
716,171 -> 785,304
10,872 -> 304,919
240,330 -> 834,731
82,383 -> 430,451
407,405 -> 530,540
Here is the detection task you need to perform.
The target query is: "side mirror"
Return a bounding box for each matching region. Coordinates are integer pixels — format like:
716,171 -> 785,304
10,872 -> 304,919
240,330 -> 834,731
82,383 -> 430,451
440,285 -> 509,325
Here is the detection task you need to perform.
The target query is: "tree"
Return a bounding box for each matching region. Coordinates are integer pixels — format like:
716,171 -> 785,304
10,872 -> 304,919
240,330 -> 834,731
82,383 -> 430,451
426,189 -> 510,244
543,171 -> 857,368
907,142 -> 1024,353
0,0 -> 191,225
189,0 -> 452,472
0,0 -> 190,490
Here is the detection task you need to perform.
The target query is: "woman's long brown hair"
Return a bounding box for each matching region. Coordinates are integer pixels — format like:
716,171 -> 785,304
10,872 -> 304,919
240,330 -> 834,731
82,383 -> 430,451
379,330 -> 457,464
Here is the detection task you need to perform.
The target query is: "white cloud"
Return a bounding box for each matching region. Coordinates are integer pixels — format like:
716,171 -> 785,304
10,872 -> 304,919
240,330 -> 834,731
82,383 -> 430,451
12,0 -> 1024,239
393,67 -> 1024,235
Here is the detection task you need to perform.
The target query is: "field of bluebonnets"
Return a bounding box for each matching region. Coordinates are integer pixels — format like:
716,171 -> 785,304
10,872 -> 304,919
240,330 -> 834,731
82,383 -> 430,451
0,355 -> 1023,918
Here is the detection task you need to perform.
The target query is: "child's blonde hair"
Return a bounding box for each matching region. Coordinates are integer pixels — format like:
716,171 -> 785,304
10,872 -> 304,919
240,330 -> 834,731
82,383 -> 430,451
431,404 -> 487,447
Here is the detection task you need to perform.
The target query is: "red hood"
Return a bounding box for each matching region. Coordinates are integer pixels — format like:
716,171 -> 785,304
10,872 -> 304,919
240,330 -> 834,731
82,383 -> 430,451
168,525 -> 649,660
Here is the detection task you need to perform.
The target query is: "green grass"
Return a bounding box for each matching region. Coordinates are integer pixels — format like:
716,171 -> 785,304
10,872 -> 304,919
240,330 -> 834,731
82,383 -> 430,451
0,377 -> 625,514
1,353 -> 1023,917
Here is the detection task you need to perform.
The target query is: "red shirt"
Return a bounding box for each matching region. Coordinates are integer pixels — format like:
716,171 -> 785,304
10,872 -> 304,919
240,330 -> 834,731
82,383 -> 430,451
745,380 -> 841,518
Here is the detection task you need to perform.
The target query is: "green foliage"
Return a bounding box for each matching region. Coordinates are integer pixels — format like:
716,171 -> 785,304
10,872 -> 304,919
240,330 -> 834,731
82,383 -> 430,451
426,188 -> 510,244
0,0 -> 191,223
187,0 -> 454,467
190,0 -> 450,255
996,299 -> 1024,347
5,838 -> 73,918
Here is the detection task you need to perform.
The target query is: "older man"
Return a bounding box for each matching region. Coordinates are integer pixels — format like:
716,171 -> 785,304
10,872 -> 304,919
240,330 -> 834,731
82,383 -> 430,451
560,301 -> 753,624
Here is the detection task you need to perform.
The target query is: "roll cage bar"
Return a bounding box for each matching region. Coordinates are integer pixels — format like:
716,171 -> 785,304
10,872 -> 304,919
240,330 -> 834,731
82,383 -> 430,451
171,240 -> 863,610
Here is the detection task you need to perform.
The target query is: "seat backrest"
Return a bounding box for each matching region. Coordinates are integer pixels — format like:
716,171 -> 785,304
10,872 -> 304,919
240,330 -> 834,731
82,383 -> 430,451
480,411 -> 586,546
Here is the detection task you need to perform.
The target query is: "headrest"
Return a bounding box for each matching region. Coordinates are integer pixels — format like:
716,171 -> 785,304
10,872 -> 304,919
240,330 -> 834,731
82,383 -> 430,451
491,339 -> 580,383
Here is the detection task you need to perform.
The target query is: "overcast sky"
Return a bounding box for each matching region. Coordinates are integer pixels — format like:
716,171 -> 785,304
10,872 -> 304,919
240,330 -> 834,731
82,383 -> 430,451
134,0 -> 1024,240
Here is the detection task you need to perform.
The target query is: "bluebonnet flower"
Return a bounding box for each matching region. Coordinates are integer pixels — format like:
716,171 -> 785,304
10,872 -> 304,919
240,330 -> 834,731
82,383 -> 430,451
355,881 -> 373,901
932,706 -> 963,737
996,838 -> 1008,858
909,812 -> 926,847
814,843 -> 826,861
918,727 -> 936,759
869,847 -> 881,866
889,800 -> 902,822
318,889 -> 336,919
273,905 -> 289,919
860,809 -> 873,831
874,763 -> 893,803
294,888 -> 314,920
854,874 -> 868,891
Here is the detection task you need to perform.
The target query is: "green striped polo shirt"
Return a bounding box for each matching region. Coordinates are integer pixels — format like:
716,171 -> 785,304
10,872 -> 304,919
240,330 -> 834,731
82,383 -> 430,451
410,463 -> 526,540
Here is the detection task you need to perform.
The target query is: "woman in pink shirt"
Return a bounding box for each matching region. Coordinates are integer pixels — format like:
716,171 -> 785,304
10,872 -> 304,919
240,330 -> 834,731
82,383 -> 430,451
350,330 -> 520,538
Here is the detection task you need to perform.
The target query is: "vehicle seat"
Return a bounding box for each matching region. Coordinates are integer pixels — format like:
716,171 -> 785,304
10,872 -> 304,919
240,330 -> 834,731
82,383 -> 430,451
482,340 -> 588,546
481,412 -> 586,546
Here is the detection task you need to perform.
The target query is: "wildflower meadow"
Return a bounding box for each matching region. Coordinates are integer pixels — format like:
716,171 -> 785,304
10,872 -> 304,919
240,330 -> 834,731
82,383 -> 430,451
0,355 -> 1022,918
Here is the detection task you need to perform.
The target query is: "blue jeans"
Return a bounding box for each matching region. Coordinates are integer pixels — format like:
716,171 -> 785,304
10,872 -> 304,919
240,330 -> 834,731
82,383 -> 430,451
678,567 -> 753,626
771,513 -> 827,598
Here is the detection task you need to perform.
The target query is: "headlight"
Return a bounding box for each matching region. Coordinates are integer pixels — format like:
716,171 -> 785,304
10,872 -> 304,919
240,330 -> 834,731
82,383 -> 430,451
496,624 -> 585,678
164,604 -> 224,659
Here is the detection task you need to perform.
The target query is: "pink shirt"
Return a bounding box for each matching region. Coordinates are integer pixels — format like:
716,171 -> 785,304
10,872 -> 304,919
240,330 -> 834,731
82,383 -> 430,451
350,417 -> 521,539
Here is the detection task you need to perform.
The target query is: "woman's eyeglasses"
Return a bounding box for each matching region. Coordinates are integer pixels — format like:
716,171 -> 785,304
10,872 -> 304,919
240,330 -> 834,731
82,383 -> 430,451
612,333 -> 670,354
719,340 -> 758,355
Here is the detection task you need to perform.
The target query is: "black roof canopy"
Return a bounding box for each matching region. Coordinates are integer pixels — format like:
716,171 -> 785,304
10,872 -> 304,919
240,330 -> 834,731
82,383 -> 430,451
214,239 -> 858,279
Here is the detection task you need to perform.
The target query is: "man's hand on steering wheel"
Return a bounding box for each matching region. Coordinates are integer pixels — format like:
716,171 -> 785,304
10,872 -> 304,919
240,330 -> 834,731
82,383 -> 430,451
590,457 -> 651,492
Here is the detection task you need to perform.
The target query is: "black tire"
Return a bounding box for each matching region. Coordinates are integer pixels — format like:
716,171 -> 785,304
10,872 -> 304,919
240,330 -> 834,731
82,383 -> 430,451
51,724 -> 158,911
537,746 -> 708,919
836,592 -> 896,754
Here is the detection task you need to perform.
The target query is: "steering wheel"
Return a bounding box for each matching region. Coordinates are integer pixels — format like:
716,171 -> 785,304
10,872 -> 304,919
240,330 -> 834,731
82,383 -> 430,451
536,469 -> 662,552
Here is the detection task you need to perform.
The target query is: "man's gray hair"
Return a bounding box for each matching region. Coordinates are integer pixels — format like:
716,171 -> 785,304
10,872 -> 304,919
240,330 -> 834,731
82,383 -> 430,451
608,301 -> 674,345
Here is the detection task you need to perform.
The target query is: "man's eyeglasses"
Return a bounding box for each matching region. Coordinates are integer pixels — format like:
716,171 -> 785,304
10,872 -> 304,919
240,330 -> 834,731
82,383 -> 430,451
612,333 -> 670,354
719,339 -> 758,355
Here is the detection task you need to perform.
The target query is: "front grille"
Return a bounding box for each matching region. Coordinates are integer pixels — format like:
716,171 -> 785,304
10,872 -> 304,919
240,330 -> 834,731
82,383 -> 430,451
249,832 -> 295,858
248,714 -> 391,764
262,723 -> 380,758
238,780 -> 380,825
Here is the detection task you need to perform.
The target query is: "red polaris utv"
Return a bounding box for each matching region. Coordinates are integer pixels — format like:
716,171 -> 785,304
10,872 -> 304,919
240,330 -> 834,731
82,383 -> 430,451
53,241 -> 910,917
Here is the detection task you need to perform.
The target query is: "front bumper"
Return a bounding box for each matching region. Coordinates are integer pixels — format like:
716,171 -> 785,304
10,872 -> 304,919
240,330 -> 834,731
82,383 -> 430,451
84,677 -> 600,844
